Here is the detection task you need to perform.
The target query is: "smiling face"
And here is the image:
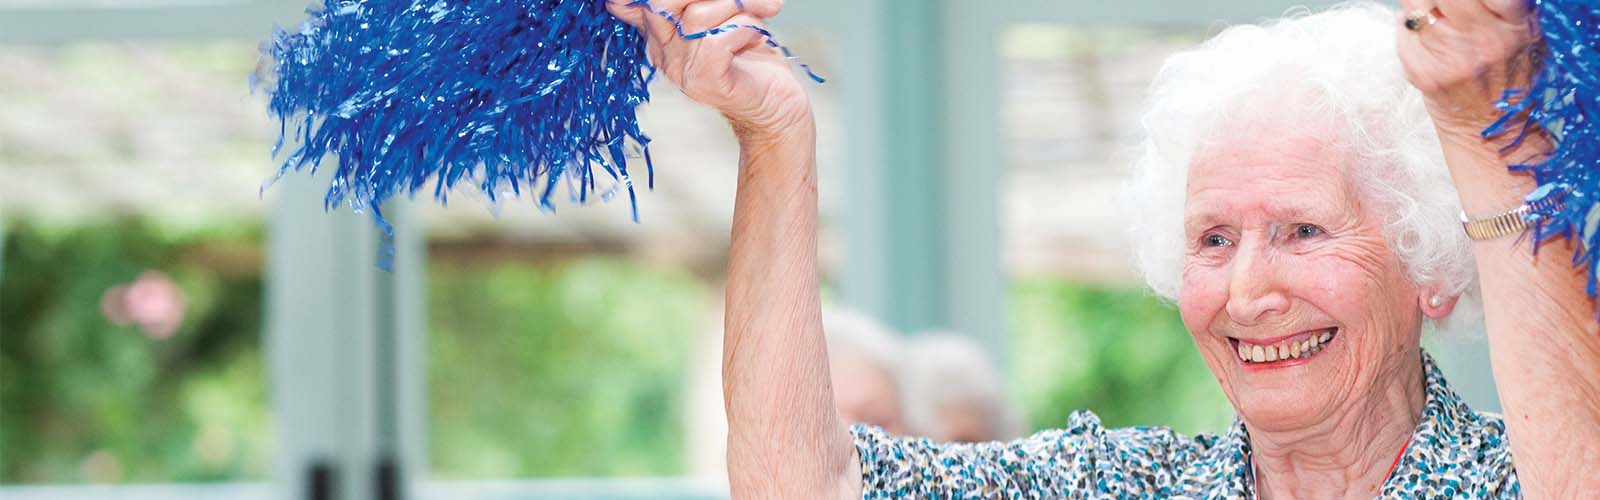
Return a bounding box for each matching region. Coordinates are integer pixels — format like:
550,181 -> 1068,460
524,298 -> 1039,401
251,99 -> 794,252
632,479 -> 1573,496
1177,127 -> 1427,432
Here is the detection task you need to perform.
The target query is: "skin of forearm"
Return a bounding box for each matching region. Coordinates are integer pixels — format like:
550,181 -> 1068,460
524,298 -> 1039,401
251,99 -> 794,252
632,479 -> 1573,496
1438,131 -> 1600,497
721,113 -> 860,498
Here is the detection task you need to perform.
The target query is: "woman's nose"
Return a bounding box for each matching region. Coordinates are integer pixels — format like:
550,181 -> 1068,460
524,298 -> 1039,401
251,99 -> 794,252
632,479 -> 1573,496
1225,242 -> 1290,325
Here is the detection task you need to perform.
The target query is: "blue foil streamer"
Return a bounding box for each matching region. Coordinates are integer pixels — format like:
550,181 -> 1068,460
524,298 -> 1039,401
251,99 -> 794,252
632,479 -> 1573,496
259,0 -> 821,250
1485,0 -> 1600,298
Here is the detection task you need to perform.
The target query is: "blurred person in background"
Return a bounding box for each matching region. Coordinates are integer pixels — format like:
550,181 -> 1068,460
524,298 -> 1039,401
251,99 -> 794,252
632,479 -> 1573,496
899,334 -> 1023,443
821,308 -> 907,434
616,0 -> 1600,497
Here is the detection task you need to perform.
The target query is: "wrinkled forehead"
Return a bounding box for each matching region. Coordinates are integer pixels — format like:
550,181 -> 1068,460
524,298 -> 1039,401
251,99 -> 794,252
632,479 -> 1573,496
1184,128 -> 1361,224
1188,128 -> 1345,182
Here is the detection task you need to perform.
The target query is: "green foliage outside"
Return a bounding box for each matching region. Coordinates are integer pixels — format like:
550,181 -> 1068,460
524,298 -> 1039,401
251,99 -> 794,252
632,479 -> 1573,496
0,219 -> 272,484
1010,277 -> 1237,436
2,219 -> 1234,484
0,219 -> 712,483
426,258 -> 709,479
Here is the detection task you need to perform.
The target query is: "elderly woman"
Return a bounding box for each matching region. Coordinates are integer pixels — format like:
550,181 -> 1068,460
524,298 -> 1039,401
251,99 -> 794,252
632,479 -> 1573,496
608,0 -> 1600,497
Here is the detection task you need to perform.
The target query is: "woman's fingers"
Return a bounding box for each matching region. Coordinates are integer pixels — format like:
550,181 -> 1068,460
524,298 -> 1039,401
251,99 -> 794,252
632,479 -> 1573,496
686,14 -> 770,77
1396,0 -> 1539,140
733,0 -> 783,19
610,0 -> 781,39
605,0 -> 651,29
609,0 -> 692,43
1432,0 -> 1496,28
640,1 -> 695,49
1395,0 -> 1428,16
608,0 -> 690,30
671,3 -> 766,95
1395,0 -> 1446,58
1480,0 -> 1533,24
1396,0 -> 1531,91
680,0 -> 746,35
608,0 -> 804,126
674,14 -> 772,99
669,0 -> 786,21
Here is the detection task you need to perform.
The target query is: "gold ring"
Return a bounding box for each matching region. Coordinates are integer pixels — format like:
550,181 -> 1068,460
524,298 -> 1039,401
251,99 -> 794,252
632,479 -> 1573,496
1404,9 -> 1437,32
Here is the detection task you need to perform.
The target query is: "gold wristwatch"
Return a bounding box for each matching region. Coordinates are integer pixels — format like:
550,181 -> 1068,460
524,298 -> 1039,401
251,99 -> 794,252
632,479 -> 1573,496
1460,197 -> 1560,241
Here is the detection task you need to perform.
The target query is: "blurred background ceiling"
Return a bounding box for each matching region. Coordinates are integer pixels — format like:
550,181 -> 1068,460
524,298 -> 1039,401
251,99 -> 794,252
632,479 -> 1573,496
0,31 -> 1195,282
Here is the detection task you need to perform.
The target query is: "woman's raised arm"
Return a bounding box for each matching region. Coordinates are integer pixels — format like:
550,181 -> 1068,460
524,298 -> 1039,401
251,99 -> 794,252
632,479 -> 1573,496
721,109 -> 860,498
605,1 -> 860,497
1398,0 -> 1600,496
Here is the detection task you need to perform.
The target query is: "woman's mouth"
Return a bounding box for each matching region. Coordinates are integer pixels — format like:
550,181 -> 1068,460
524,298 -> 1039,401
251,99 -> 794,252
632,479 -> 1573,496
1231,327 -> 1337,365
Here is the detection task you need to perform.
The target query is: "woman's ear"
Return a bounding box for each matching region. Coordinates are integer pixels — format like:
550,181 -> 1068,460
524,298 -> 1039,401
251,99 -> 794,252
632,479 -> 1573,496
1420,289 -> 1459,319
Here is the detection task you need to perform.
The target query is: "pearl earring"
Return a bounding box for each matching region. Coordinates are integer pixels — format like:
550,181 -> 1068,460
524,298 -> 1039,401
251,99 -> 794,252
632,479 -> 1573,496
1429,296 -> 1443,308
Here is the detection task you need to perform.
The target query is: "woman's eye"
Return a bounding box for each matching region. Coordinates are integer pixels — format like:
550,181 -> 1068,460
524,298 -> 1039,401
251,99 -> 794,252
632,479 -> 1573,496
1292,224 -> 1323,239
1203,234 -> 1233,247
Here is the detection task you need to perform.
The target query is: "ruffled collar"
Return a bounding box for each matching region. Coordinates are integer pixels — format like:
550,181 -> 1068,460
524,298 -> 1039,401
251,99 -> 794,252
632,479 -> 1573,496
1190,352 -> 1506,499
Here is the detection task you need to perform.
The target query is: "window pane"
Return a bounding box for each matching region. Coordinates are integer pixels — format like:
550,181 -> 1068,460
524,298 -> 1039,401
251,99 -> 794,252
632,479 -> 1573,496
421,34 -> 842,480
0,42 -> 274,484
425,257 -> 709,478
1000,26 -> 1237,435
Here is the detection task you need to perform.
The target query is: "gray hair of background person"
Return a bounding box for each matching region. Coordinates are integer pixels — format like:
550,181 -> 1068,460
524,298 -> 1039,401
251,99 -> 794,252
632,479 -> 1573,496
1121,3 -> 1480,334
899,333 -> 1024,442
822,307 -> 907,432
822,307 -> 903,374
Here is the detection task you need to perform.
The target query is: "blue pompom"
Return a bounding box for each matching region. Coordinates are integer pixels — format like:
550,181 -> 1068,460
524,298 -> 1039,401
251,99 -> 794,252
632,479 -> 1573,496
1485,0 -> 1600,297
262,0 -> 652,231
258,0 -> 819,236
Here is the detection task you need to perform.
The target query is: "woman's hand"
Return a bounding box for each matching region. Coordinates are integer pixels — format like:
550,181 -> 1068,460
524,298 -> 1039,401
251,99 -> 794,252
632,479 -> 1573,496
1396,0 -> 1538,148
1399,2 -> 1600,497
606,0 -> 812,142
1396,0 -> 1545,213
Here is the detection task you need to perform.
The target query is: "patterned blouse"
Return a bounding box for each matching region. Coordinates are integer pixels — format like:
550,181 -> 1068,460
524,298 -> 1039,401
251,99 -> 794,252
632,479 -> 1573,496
851,353 -> 1519,499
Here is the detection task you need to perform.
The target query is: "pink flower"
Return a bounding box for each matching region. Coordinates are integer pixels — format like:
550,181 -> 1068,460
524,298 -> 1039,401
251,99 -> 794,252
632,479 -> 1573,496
100,271 -> 186,340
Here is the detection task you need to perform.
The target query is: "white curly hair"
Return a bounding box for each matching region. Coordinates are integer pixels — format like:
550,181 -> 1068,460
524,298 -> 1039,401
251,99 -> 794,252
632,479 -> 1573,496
1123,1 -> 1480,333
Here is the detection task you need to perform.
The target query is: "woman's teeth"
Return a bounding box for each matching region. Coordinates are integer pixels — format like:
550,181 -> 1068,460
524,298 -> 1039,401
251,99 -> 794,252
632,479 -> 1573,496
1236,329 -> 1334,363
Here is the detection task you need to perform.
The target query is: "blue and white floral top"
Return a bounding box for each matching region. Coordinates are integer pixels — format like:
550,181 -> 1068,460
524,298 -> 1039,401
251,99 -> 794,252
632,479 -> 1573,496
851,353 -> 1519,499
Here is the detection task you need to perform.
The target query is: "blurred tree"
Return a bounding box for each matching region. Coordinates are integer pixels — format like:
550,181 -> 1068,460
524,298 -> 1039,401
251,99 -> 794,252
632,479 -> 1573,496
0,219 -> 270,483
426,257 -> 709,478
1011,278 -> 1236,436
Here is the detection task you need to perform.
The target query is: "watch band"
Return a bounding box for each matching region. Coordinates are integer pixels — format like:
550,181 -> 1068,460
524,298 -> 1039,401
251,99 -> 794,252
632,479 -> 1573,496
1459,197 -> 1560,241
